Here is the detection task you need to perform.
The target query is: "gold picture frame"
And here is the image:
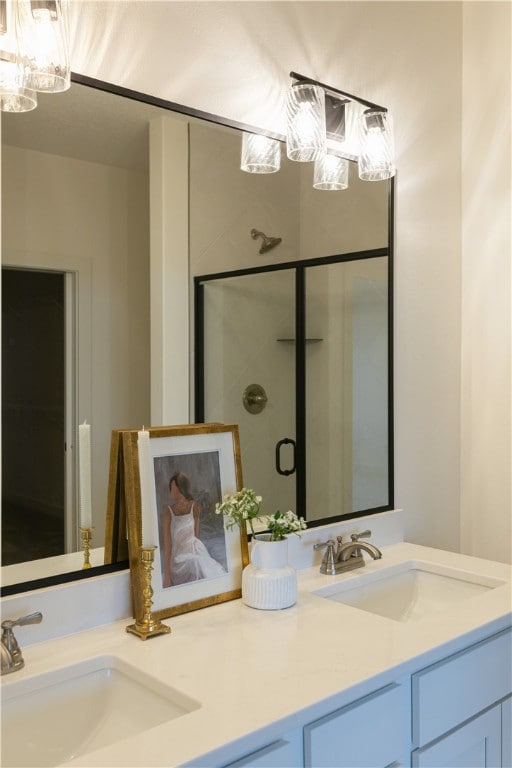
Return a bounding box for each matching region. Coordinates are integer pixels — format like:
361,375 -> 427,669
121,423 -> 249,621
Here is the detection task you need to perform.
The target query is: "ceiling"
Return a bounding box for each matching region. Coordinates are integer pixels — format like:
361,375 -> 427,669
1,81 -> 175,170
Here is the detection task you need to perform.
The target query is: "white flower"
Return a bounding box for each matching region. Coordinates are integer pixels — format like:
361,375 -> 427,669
215,489 -> 307,540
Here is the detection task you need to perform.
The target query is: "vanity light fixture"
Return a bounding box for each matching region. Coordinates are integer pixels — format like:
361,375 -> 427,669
0,0 -> 70,113
239,71 -> 396,186
241,131 -> 281,173
289,72 -> 396,183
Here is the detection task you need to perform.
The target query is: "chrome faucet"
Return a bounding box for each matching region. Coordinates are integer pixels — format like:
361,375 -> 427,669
1,611 -> 43,675
336,530 -> 382,571
315,530 -> 382,575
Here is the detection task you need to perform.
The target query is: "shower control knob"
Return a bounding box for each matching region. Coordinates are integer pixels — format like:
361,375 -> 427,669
243,384 -> 268,414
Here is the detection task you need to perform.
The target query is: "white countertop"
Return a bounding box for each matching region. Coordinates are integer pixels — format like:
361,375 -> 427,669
2,542 -> 511,768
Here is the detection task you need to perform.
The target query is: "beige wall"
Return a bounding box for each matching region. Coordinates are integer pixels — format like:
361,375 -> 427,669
189,121 -> 301,275
50,1 -> 510,559
2,146 -> 150,544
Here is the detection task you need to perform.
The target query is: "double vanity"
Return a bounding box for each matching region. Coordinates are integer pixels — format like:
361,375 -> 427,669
1,512 -> 511,768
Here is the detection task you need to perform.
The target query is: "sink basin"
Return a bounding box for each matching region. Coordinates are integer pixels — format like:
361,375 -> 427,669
1,654 -> 200,767
313,560 -> 505,622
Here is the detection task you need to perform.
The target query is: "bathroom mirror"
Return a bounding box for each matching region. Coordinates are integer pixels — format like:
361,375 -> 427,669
1,74 -> 393,595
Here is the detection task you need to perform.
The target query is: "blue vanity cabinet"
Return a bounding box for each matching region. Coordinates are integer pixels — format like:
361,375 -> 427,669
411,628 -> 512,768
303,682 -> 408,768
222,683 -> 408,768
221,628 -> 511,768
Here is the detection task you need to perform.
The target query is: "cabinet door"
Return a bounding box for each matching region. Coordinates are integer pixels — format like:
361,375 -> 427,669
412,706 -> 502,768
503,697 -> 511,768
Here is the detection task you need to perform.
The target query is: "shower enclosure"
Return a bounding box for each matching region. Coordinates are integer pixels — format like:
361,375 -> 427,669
195,249 -> 393,526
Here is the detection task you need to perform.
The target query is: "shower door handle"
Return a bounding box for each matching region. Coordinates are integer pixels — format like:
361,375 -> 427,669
275,438 -> 296,476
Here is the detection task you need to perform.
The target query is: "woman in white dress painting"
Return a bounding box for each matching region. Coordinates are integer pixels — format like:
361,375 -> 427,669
162,472 -> 226,588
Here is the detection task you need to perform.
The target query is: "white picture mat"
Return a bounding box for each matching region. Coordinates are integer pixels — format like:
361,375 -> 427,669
138,430 -> 241,612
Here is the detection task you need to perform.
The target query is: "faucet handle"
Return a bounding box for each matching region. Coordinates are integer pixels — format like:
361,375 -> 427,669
2,612 -> 43,667
313,539 -> 336,552
349,530 -> 372,558
350,530 -> 371,542
313,539 -> 337,575
1,611 -> 43,631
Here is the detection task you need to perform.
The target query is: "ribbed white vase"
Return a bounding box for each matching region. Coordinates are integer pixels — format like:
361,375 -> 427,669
242,534 -> 297,610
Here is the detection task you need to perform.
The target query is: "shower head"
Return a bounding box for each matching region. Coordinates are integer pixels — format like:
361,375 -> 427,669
251,228 -> 282,255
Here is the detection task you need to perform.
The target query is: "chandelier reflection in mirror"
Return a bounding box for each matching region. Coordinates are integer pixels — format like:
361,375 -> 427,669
241,71 -> 396,188
241,132 -> 281,174
0,0 -> 70,113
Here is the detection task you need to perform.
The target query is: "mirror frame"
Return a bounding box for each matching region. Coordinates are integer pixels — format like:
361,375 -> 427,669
1,72 -> 394,596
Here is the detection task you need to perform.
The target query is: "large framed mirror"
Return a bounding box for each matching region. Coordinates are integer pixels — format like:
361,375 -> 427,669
1,73 -> 393,595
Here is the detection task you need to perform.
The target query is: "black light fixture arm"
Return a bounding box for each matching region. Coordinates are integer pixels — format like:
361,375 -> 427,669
289,71 -> 388,113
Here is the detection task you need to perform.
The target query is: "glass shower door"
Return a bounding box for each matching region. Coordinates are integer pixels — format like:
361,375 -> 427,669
305,256 -> 389,521
200,270 -> 296,516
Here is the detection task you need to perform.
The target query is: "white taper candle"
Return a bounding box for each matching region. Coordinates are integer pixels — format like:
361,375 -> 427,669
138,428 -> 155,547
78,421 -> 92,528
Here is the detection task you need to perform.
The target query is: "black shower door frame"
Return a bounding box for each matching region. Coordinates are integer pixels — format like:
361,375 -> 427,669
194,246 -> 394,528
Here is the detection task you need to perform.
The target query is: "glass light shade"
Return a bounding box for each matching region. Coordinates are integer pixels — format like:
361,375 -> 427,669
358,109 -> 396,181
313,154 -> 349,191
241,132 -> 281,173
0,78 -> 37,110
0,1 -> 37,112
286,83 -> 326,162
18,0 -> 70,93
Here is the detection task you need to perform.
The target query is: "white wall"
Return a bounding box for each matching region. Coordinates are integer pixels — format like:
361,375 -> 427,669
66,1 -> 510,560
460,2 -> 511,562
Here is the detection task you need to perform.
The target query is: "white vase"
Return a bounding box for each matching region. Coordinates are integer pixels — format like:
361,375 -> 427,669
242,533 -> 297,610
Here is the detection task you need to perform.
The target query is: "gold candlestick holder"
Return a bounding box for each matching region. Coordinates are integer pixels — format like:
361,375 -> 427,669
80,527 -> 94,569
127,546 -> 171,640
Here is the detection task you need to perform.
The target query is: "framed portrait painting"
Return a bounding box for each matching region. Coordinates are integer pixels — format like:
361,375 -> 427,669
121,423 -> 249,620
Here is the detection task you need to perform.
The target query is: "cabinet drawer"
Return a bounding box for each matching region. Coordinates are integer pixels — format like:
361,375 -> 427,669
304,682 -> 407,768
412,628 -> 512,747
411,705 -> 502,768
223,731 -> 303,768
